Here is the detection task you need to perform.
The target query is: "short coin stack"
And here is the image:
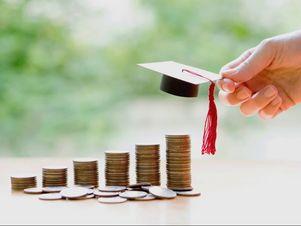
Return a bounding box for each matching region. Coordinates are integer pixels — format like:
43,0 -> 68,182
135,144 -> 161,185
166,135 -> 192,191
73,159 -> 99,187
11,175 -> 37,191
43,166 -> 68,187
105,151 -> 129,186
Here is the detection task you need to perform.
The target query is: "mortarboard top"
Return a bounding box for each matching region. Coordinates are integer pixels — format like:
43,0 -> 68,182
138,61 -> 221,97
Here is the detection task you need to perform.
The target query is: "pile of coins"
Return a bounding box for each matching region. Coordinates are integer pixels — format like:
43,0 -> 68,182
135,144 -> 161,185
166,135 -> 192,191
43,166 -> 68,187
22,184 -> 200,204
11,175 -> 37,190
105,151 -> 129,186
73,159 -> 99,187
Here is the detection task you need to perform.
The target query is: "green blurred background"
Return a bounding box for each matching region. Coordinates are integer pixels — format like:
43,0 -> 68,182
1,0 -> 301,159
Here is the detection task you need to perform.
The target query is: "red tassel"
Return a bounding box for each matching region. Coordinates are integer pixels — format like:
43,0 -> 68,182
201,82 -> 217,155
182,69 -> 218,155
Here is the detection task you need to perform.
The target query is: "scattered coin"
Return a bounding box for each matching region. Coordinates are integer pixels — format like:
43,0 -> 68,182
24,187 -> 43,194
98,186 -> 127,192
42,186 -> 67,193
135,193 -> 156,201
176,190 -> 201,197
169,187 -> 193,192
39,193 -> 62,201
141,186 -> 151,192
60,187 -> 89,199
98,197 -> 127,204
128,182 -> 152,189
149,186 -> 177,199
119,190 -> 147,200
94,190 -> 120,198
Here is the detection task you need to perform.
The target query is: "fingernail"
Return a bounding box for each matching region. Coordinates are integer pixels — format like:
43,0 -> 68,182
222,84 -> 231,92
261,112 -> 273,119
222,68 -> 238,76
264,87 -> 277,98
237,89 -> 250,100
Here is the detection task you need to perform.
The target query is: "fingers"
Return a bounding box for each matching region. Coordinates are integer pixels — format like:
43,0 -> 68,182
240,85 -> 278,116
221,39 -> 277,83
219,85 -> 252,106
216,78 -> 236,93
258,96 -> 282,119
217,48 -> 255,93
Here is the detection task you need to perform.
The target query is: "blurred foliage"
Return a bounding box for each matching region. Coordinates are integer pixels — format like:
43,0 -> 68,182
0,0 -> 299,156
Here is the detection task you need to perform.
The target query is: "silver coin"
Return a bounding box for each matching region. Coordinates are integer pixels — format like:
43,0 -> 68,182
141,186 -> 151,192
149,186 -> 177,199
98,186 -> 127,192
176,190 -> 201,197
42,186 -> 67,193
24,188 -> 43,194
60,187 -> 89,199
98,197 -> 127,204
39,193 -> 62,201
94,190 -> 120,197
135,193 -> 156,201
119,191 -> 147,199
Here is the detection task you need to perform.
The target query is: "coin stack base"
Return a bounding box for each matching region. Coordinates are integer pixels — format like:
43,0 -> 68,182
105,151 -> 129,186
135,144 -> 161,186
43,166 -> 68,187
11,175 -> 37,191
166,135 -> 192,191
73,159 -> 99,187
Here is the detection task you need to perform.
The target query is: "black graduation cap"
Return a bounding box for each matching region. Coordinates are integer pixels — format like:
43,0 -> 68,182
138,61 -> 221,97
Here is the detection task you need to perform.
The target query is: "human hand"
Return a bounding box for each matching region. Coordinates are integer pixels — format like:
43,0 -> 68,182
217,30 -> 301,119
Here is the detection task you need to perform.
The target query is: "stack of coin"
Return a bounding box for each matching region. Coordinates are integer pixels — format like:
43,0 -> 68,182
105,151 -> 129,186
166,135 -> 192,191
43,166 -> 68,187
11,175 -> 37,190
135,144 -> 161,186
73,159 -> 99,187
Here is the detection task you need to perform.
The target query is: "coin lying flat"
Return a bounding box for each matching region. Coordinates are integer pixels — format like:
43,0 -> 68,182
94,190 -> 120,198
42,186 -> 67,193
24,188 -> 43,194
119,191 -> 147,199
176,190 -> 201,197
135,193 -> 156,201
98,186 -> 127,192
39,193 -> 62,201
141,186 -> 151,192
149,186 -> 177,199
98,197 -> 127,204
169,187 -> 193,192
128,183 -> 152,189
60,187 -> 89,199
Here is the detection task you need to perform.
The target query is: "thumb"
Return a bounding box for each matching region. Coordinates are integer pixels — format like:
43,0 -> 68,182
222,39 -> 276,82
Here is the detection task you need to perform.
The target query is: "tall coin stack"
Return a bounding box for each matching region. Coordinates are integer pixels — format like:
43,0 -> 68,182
166,135 -> 192,191
43,166 -> 68,187
135,144 -> 161,186
73,159 -> 99,187
105,151 -> 129,186
11,175 -> 37,190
